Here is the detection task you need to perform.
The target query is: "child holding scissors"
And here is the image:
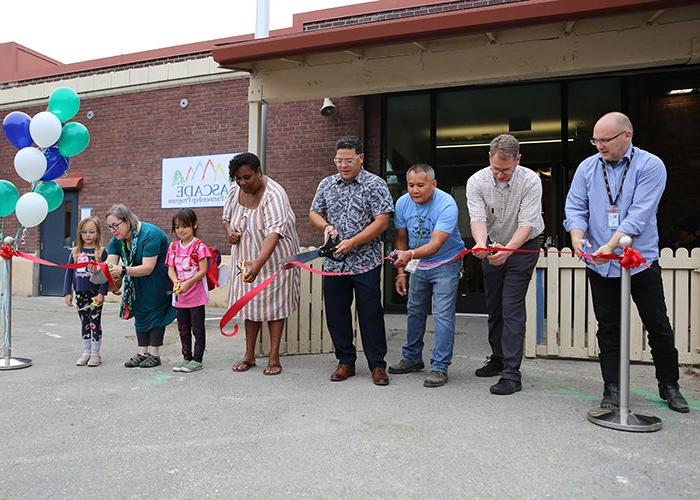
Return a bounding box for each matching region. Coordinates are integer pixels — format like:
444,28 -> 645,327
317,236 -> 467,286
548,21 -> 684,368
64,217 -> 108,367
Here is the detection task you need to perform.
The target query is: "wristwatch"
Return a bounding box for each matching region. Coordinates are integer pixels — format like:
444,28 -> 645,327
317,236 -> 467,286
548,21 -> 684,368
121,267 -> 127,277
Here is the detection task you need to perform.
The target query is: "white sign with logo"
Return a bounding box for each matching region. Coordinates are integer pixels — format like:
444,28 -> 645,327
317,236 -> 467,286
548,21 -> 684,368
161,153 -> 236,208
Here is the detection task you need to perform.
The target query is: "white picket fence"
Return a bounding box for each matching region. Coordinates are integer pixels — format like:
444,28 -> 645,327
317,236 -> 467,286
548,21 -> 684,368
228,247 -> 699,364
232,257 -> 366,356
524,248 -> 700,364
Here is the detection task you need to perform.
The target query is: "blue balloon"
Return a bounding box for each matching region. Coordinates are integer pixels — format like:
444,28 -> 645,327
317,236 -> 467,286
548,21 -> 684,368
42,147 -> 70,181
2,111 -> 33,149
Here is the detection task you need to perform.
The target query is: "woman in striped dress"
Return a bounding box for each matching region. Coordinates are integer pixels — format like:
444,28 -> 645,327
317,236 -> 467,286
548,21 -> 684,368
222,152 -> 300,375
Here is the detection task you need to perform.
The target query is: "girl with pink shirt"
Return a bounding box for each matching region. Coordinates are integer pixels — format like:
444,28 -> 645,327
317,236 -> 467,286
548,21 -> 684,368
166,208 -> 210,372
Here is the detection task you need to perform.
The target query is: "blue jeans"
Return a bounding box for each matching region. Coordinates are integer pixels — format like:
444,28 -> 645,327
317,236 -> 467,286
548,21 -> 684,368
403,260 -> 460,373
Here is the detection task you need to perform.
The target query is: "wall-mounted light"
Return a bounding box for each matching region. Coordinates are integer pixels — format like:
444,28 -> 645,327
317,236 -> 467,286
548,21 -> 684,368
320,97 -> 336,117
180,98 -> 189,108
86,110 -> 95,120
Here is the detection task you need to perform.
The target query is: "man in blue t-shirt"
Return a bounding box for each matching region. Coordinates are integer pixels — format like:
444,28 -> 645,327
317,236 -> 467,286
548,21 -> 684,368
389,164 -> 464,387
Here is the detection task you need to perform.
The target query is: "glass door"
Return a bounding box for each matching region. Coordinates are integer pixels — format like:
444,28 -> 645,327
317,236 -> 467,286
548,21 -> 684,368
434,83 -> 562,313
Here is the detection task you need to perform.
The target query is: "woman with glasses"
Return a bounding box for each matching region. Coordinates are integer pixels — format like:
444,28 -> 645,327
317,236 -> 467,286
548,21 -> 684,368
221,152 -> 300,376
105,204 -> 176,368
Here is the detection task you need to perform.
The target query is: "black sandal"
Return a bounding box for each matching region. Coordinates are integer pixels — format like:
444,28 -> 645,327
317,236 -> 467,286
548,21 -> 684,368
124,353 -> 147,368
232,360 -> 256,372
138,355 -> 161,368
263,363 -> 282,376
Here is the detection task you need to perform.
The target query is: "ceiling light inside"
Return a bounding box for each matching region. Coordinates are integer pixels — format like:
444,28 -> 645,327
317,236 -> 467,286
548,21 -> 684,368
667,88 -> 694,95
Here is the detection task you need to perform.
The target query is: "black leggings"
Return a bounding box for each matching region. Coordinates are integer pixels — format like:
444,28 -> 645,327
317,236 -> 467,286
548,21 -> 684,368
76,291 -> 103,342
176,305 -> 206,362
136,326 -> 166,347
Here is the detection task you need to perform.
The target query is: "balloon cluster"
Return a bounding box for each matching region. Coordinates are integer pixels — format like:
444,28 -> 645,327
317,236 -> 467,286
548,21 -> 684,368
1,87 -> 90,228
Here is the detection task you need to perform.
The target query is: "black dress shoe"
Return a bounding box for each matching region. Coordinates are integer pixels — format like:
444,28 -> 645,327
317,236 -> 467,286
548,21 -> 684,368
475,355 -> 503,377
601,383 -> 620,409
490,378 -> 521,395
658,383 -> 689,413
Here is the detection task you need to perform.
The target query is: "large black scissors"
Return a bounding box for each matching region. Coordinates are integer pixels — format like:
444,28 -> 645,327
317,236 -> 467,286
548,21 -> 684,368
282,234 -> 347,266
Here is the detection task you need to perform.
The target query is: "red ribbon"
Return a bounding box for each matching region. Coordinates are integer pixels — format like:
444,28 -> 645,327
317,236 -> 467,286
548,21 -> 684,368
219,260 -> 352,336
0,244 -> 120,292
219,246 -> 648,336
397,246 -> 648,270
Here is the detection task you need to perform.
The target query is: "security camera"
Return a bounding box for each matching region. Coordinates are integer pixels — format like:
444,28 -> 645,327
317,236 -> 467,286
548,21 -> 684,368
320,97 -> 336,117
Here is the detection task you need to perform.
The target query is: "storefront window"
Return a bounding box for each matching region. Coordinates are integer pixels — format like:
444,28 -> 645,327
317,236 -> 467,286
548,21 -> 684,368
567,78 -> 621,184
383,94 -> 431,308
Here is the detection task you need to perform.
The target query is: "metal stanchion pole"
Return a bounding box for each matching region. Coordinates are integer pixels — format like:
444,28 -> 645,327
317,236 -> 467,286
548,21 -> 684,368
588,236 -> 661,432
0,236 -> 32,370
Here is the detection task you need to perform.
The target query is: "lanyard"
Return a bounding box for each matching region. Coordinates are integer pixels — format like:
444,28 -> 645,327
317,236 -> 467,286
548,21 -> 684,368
601,147 -> 635,206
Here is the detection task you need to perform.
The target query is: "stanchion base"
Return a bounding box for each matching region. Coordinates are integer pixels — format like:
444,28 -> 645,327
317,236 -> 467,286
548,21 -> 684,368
588,408 -> 662,432
0,357 -> 32,370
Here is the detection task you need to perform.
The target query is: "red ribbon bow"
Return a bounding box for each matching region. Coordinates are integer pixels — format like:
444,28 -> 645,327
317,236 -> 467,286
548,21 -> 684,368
0,244 -> 18,260
619,246 -> 646,270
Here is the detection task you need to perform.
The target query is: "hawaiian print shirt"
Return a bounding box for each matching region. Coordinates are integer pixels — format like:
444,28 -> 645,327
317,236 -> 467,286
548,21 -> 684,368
310,168 -> 394,273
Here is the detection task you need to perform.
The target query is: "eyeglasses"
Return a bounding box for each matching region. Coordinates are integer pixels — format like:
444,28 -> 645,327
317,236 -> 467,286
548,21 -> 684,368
590,130 -> 627,147
333,154 -> 361,167
490,166 -> 515,176
107,221 -> 124,232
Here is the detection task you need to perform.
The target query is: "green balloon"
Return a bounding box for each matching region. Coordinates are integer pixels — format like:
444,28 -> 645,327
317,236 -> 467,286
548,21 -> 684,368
57,122 -> 90,158
34,181 -> 64,212
0,180 -> 20,217
48,87 -> 80,122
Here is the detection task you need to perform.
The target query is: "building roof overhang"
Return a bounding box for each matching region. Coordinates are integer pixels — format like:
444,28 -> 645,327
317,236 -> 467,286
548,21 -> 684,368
213,0 -> 695,70
55,176 -> 83,190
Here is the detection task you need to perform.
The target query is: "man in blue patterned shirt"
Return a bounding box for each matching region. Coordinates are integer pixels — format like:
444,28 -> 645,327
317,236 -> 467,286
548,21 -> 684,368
310,136 -> 394,386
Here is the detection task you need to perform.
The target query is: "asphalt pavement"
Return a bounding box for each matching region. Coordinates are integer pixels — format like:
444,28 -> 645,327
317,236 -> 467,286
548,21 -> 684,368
1,296 -> 698,499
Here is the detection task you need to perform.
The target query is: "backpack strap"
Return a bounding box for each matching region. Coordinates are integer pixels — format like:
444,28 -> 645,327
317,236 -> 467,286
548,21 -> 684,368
190,238 -> 203,267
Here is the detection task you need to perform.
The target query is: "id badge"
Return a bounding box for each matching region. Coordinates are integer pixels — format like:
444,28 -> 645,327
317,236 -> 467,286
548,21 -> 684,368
405,259 -> 420,273
607,206 -> 620,230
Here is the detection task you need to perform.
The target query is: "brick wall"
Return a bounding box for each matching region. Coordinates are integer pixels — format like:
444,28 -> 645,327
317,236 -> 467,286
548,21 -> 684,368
266,96 -> 365,244
0,80 -> 374,257
303,0 -> 527,31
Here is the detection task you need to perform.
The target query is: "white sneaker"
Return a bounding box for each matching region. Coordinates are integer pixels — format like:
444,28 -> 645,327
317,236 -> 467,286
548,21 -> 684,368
87,353 -> 101,367
76,353 -> 90,366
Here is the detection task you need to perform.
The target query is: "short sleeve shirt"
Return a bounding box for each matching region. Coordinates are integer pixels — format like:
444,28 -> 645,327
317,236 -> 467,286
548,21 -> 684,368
310,168 -> 394,273
166,238 -> 210,308
394,189 -> 464,265
466,166 -> 544,244
107,222 -> 176,332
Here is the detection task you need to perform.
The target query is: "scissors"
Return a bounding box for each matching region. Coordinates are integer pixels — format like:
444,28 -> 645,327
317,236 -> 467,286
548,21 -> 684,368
77,297 -> 103,312
281,234 -> 347,266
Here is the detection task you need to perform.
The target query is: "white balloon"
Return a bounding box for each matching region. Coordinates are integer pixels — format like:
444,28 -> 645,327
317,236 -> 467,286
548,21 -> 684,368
14,147 -> 47,182
15,192 -> 49,228
29,111 -> 62,148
